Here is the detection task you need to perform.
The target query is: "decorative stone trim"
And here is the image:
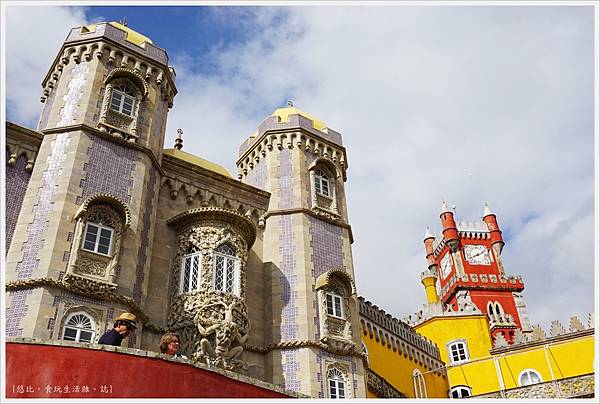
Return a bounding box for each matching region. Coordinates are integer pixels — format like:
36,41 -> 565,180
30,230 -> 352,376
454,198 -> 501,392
237,127 -> 348,182
472,373 -> 595,399
167,207 -> 257,248
5,278 -> 165,334
243,339 -> 367,359
263,208 -> 353,243
41,124 -> 166,176
74,193 -> 131,226
366,368 -> 406,398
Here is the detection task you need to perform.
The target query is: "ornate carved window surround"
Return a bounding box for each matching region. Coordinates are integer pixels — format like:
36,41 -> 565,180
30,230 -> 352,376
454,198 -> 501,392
66,194 -> 130,287
98,68 -> 149,142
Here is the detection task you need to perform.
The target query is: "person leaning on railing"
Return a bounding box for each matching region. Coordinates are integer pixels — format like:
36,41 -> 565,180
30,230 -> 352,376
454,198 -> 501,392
97,312 -> 137,346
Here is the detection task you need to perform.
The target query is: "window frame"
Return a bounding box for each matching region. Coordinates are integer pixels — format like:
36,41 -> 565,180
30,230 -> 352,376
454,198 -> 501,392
82,222 -> 114,256
325,292 -> 344,319
412,369 -> 427,398
327,368 -> 347,399
180,246 -> 202,294
314,169 -> 331,198
447,340 -> 470,365
110,85 -> 136,116
62,312 -> 96,343
450,385 -> 472,399
212,244 -> 241,296
518,369 -> 543,386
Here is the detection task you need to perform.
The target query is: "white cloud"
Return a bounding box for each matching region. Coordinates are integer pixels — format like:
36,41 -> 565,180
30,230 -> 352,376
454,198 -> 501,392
4,5 -> 595,333
165,6 -> 595,331
4,5 -> 95,126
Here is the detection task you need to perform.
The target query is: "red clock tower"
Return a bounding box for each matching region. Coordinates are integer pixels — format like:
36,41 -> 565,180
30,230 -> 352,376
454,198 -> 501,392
423,202 -> 532,343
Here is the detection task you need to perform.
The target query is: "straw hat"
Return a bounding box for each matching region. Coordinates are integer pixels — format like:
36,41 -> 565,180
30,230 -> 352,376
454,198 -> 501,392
115,312 -> 138,329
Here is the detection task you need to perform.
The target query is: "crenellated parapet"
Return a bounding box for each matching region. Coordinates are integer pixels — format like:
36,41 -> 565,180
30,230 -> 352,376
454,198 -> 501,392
491,314 -> 595,350
440,273 -> 524,302
40,22 -> 176,108
5,122 -> 43,173
358,297 -> 445,375
236,112 -> 348,181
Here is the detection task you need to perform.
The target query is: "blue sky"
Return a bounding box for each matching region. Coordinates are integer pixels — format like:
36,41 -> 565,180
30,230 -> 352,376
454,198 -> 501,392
4,3 -> 597,332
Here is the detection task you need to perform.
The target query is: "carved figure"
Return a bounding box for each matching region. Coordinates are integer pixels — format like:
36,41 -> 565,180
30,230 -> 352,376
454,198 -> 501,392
192,300 -> 249,370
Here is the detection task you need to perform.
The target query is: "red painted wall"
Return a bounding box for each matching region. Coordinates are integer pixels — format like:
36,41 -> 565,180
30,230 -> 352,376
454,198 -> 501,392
6,342 -> 292,398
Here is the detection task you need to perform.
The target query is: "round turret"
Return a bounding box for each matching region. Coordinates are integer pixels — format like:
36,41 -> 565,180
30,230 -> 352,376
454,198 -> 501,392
440,201 -> 459,252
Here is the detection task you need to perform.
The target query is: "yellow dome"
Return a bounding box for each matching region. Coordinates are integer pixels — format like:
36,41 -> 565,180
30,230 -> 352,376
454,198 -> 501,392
82,22 -> 153,47
108,22 -> 153,46
163,148 -> 232,178
271,106 -> 327,131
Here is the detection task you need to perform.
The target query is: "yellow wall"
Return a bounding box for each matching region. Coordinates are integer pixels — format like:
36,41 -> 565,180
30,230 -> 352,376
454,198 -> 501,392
414,314 -> 595,396
360,324 -> 449,398
415,314 -> 492,365
495,334 -> 595,390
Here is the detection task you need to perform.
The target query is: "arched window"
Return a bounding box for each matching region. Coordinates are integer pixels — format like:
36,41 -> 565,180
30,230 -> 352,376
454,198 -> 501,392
314,169 -> 331,197
62,312 -> 96,343
412,369 -> 427,398
327,368 -> 347,399
82,210 -> 116,256
213,244 -> 240,295
110,84 -> 136,116
450,385 -> 472,398
495,302 -> 504,317
519,369 -> 543,386
447,340 -> 469,364
180,245 -> 201,293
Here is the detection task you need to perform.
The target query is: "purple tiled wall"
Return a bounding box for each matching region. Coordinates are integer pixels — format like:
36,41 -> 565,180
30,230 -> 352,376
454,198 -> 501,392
78,136 -> 135,204
14,133 -> 70,280
132,167 -> 157,304
309,217 -> 345,279
6,290 -> 32,337
244,157 -> 267,191
5,154 -> 31,251
277,148 -> 300,391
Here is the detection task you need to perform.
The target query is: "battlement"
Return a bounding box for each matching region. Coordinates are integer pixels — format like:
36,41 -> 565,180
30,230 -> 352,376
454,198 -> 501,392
491,313 -> 595,351
64,22 -> 169,66
404,299 -> 484,328
440,273 -> 524,301
358,296 -> 441,360
239,112 -> 344,158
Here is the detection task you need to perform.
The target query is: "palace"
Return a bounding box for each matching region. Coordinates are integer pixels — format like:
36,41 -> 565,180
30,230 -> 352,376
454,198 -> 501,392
4,21 -> 595,399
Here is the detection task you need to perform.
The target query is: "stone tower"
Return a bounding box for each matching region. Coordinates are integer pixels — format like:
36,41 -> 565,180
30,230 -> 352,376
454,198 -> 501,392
5,22 -> 176,347
237,106 -> 367,398
421,202 -> 532,343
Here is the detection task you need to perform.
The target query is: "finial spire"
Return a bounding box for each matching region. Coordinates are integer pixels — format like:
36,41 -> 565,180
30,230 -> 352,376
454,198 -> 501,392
425,226 -> 434,239
483,201 -> 494,217
174,128 -> 183,150
287,99 -> 294,107
119,17 -> 128,27
441,200 -> 452,214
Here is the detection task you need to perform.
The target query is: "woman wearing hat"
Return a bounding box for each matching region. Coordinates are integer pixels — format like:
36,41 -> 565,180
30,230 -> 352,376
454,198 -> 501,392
98,312 -> 137,346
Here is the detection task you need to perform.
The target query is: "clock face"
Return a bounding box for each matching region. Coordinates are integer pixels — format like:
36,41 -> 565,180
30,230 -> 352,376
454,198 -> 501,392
440,253 -> 453,278
464,244 -> 491,265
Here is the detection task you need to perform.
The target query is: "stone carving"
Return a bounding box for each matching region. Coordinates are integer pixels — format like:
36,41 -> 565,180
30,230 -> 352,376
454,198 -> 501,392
366,369 -> 406,398
5,277 -> 164,334
569,316 -> 585,332
78,254 -> 108,277
493,332 -> 509,348
513,329 -> 528,344
191,297 -> 249,371
530,324 -> 546,341
550,320 -> 567,337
